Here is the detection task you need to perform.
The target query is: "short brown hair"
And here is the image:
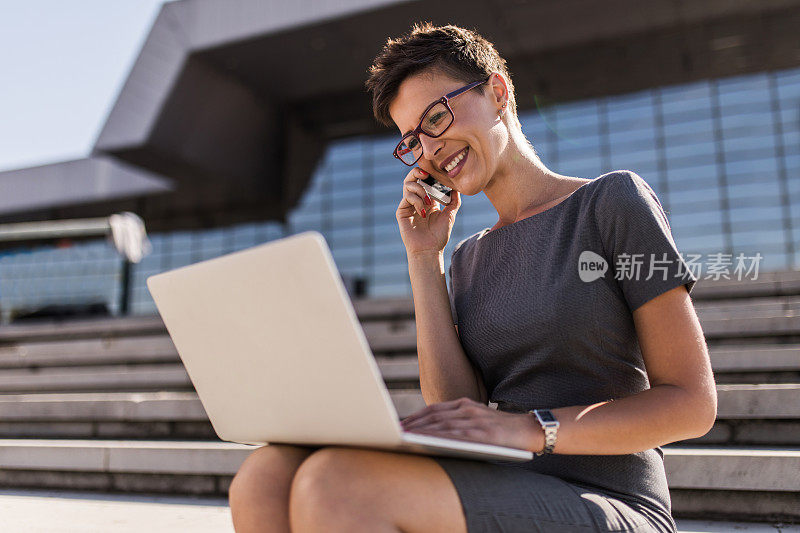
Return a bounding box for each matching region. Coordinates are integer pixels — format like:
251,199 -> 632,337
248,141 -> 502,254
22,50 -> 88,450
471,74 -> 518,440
365,22 -> 517,128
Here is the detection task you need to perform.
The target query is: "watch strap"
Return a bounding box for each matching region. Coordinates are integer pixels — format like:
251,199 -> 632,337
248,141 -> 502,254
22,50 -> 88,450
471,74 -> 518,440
529,409 -> 559,456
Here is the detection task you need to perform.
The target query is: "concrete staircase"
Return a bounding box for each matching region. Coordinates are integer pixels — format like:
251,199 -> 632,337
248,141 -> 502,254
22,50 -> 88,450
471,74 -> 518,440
0,271 -> 798,523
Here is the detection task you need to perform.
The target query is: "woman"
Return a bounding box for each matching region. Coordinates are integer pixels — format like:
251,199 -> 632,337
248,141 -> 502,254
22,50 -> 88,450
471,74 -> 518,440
228,22 -> 717,533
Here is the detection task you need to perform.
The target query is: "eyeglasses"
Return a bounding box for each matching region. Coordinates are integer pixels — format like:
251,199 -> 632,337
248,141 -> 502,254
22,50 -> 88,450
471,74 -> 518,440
393,76 -> 491,166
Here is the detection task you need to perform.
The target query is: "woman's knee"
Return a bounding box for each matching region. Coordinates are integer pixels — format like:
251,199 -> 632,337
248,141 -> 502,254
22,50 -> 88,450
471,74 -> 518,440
288,447 -> 410,521
288,447 -> 368,529
229,444 -> 315,506
288,447 -> 462,532
288,447 -> 347,502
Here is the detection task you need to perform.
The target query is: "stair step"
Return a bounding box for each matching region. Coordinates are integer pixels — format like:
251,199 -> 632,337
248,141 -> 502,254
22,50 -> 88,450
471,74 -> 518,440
0,489 -> 795,533
0,387 -> 797,444
0,440 -> 797,494
664,447 -> 800,491
689,271 -> 800,300
0,440 -> 797,487
0,384 -> 795,422
0,346 -> 796,390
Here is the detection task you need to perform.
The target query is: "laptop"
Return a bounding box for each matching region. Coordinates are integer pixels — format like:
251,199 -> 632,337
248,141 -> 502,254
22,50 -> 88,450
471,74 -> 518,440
146,230 -> 533,462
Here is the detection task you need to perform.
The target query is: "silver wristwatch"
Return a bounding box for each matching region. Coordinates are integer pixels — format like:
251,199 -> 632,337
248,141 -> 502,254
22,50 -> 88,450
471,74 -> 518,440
529,409 -> 559,456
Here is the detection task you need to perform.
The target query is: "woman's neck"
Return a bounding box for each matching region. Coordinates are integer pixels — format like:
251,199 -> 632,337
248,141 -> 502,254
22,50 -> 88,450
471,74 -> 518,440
483,126 -> 583,228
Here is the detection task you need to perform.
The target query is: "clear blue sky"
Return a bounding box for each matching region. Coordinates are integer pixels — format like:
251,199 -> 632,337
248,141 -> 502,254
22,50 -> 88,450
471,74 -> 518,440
0,0 -> 171,173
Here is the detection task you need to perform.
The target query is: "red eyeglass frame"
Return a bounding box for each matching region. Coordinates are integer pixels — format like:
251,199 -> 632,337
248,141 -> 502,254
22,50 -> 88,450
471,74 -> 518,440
393,75 -> 492,165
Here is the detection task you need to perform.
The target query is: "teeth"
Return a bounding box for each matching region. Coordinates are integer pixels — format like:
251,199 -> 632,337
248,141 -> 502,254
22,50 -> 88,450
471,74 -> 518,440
444,148 -> 467,172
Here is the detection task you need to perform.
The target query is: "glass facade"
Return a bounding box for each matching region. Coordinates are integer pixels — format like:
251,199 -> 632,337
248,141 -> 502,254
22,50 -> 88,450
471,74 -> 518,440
1,66 -> 798,321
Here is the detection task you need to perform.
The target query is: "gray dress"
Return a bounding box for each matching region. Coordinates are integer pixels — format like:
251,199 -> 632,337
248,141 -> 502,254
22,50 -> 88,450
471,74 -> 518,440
436,170 -> 697,533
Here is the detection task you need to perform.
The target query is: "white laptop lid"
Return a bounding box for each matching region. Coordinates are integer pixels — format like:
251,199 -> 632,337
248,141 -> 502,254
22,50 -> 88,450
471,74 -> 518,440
146,231 -> 404,447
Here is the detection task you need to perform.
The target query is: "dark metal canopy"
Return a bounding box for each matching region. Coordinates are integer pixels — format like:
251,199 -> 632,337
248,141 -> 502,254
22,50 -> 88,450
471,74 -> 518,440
2,0 -> 798,232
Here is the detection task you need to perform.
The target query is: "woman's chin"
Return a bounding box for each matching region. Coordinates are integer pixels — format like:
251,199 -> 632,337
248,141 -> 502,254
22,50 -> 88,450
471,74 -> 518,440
453,173 -> 482,195
456,182 -> 480,197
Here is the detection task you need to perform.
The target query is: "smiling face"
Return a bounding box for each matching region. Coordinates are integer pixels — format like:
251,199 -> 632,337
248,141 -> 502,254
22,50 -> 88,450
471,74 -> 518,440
388,69 -> 508,195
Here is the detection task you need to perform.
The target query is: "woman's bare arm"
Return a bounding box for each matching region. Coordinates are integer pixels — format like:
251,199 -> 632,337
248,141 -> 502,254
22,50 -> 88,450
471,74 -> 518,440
409,250 -> 488,405
525,284 -> 717,454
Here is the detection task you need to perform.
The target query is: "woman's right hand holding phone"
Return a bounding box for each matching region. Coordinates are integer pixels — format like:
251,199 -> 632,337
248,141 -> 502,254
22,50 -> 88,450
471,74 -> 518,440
396,167 -> 461,257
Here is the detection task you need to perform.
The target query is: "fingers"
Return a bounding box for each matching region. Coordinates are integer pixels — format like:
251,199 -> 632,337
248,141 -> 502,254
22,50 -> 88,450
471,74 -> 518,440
403,166 -> 429,186
404,168 -> 459,214
444,189 -> 460,212
402,411 -> 473,431
399,167 -> 433,218
398,190 -> 427,218
401,397 -> 471,427
406,182 -> 432,214
404,417 -> 478,435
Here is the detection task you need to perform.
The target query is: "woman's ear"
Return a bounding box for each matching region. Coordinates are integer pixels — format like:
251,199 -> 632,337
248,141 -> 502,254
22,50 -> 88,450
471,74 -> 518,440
489,72 -> 509,111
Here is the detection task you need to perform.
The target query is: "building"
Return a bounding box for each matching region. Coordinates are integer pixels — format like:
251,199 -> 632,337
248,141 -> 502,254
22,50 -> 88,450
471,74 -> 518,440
0,0 -> 798,318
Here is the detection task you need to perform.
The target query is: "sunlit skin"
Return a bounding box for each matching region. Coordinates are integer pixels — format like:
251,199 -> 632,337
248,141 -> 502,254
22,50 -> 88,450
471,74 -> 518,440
227,67 -> 717,533
388,68 -> 590,235
388,67 -> 715,455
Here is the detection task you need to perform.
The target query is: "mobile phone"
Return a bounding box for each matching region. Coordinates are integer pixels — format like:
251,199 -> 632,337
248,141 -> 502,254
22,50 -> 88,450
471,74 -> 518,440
416,175 -> 452,205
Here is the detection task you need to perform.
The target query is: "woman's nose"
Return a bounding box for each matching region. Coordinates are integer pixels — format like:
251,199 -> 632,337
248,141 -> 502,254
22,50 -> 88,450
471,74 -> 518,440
419,135 -> 444,163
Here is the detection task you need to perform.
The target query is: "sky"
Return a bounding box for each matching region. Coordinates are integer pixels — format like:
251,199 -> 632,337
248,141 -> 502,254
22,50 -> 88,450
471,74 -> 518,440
0,0 -> 171,173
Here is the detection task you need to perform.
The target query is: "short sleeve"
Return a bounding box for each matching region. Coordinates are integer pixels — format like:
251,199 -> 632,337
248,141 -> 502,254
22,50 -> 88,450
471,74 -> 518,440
595,171 -> 697,312
448,261 -> 458,326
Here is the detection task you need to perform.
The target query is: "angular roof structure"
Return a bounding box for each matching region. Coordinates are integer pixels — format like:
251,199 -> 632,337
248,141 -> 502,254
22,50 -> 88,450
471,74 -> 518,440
0,156 -> 171,216
2,0 -> 798,232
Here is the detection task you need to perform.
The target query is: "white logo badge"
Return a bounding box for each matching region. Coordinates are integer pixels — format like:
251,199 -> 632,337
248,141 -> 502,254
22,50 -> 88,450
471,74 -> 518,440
578,251 -> 608,282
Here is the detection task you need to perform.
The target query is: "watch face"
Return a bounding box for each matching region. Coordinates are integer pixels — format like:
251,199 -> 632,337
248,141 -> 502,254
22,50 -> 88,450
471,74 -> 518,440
537,410 -> 557,423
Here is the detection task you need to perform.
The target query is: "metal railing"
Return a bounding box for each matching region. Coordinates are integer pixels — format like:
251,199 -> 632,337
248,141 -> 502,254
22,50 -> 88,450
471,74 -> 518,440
0,212 -> 151,323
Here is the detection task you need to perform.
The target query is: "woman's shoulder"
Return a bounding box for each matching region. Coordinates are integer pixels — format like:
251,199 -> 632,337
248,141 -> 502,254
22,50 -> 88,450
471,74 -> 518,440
448,170 -> 657,261
447,229 -> 487,274
450,231 -> 481,259
587,170 -> 659,207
